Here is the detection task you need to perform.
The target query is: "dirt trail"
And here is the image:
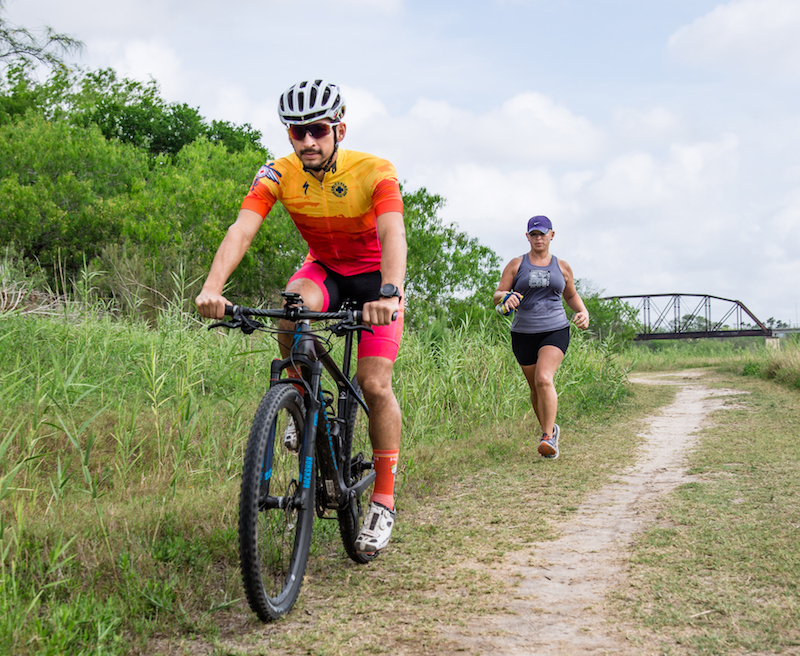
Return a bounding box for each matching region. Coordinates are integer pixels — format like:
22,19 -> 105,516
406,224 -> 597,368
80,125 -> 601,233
448,371 -> 745,655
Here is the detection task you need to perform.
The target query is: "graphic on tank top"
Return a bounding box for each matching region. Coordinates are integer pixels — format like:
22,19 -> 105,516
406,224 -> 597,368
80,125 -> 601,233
510,254 -> 570,334
528,270 -> 550,289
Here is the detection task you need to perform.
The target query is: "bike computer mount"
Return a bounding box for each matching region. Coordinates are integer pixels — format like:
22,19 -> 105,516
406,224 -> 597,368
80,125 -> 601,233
282,291 -> 304,307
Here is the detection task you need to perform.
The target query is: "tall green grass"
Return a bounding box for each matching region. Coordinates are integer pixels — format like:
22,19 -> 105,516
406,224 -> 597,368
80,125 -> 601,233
622,336 -> 800,390
621,337 -> 767,372
396,315 -> 630,444
619,373 -> 800,654
0,306 -> 629,655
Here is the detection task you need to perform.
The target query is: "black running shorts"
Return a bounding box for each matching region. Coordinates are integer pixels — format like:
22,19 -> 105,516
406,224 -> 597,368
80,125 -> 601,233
510,326 -> 570,366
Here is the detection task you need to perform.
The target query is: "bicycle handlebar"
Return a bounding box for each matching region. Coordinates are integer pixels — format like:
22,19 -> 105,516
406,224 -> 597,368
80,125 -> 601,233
223,304 -> 396,323
224,304 -> 363,323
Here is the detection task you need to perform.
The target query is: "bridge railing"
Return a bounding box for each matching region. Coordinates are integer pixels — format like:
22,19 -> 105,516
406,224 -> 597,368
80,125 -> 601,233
599,293 -> 773,341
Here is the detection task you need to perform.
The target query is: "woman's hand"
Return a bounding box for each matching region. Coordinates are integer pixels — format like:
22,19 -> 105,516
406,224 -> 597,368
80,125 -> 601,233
496,291 -> 523,315
572,310 -> 590,330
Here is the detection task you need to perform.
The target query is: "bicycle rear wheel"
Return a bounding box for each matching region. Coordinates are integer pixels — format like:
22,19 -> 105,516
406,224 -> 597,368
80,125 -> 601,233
337,377 -> 378,563
239,385 -> 315,620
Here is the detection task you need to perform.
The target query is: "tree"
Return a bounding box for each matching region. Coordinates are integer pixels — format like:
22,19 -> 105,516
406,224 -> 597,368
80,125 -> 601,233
0,112 -> 150,275
66,68 -> 265,157
402,187 -> 501,328
765,317 -> 789,329
1,65 -> 265,156
0,1 -> 82,71
578,283 -> 642,346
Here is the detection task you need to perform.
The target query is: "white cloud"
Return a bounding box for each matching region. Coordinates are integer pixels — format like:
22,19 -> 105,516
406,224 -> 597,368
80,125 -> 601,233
613,106 -> 684,145
338,0 -> 403,12
766,193 -> 800,258
585,134 -> 739,212
340,85 -> 391,124
669,0 -> 800,78
491,93 -> 605,162
433,164 -> 564,255
111,40 -> 184,95
6,0 -> 174,40
343,86 -> 763,310
73,34 -> 188,105
365,92 -> 604,172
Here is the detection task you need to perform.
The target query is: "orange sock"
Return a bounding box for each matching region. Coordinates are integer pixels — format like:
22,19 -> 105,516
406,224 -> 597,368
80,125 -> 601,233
370,449 -> 399,511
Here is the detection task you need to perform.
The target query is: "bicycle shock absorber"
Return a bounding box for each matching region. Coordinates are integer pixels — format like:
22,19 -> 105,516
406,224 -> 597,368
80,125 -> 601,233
330,417 -> 346,454
322,393 -> 346,458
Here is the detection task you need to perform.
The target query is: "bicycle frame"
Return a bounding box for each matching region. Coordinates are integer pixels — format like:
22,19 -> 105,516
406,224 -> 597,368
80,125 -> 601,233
266,310 -> 374,513
213,299 -> 383,620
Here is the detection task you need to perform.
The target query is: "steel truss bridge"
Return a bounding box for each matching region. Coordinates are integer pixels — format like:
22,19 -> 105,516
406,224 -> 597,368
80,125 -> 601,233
600,293 -> 775,341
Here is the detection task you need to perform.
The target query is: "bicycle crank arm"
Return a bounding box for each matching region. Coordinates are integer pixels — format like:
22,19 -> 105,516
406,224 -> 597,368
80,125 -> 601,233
350,471 -> 376,498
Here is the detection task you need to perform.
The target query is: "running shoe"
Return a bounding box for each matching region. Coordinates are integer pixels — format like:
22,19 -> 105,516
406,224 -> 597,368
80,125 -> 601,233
538,429 -> 559,459
355,502 -> 396,553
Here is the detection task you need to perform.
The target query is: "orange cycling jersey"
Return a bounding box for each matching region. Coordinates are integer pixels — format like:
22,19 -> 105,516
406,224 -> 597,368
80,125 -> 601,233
241,150 -> 404,276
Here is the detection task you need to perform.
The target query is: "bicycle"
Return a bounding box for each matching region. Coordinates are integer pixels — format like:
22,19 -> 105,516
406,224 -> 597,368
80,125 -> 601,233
209,292 -> 383,621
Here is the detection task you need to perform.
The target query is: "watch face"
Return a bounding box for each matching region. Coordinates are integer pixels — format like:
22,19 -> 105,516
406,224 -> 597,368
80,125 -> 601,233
380,284 -> 399,298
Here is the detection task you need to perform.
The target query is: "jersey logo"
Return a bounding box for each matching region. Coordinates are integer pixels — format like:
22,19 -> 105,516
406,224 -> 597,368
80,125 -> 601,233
528,270 -> 550,289
331,182 -> 348,198
252,162 -> 282,189
303,181 -> 309,195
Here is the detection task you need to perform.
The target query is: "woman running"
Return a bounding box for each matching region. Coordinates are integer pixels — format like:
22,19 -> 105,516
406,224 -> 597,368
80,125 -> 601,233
494,215 -> 590,459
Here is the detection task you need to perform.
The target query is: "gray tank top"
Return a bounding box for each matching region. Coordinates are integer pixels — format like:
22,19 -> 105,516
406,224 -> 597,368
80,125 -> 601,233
510,254 -> 570,333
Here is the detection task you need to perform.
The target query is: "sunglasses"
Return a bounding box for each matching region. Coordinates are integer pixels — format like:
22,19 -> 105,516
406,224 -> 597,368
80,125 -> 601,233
288,122 -> 339,141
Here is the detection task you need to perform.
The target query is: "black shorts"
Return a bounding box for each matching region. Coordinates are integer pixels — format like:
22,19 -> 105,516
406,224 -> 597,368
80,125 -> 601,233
510,326 -> 570,366
288,261 -> 403,362
289,260 -> 382,310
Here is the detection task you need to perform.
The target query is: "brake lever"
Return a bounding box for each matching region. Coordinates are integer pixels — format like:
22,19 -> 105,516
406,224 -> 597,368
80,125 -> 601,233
329,321 -> 374,337
208,320 -> 241,330
240,316 -> 265,335
207,313 -> 264,334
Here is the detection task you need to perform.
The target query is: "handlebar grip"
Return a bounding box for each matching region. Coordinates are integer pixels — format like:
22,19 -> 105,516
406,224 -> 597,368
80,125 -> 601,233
224,304 -> 235,316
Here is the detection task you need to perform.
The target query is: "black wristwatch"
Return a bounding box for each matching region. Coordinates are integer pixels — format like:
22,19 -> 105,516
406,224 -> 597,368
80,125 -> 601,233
379,283 -> 401,300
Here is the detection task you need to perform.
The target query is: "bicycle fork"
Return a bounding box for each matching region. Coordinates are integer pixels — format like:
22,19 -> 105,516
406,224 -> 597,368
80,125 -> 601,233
262,355 -> 321,512
264,353 -> 347,513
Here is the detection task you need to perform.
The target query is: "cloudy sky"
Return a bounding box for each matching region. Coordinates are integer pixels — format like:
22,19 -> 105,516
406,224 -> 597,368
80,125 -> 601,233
6,0 -> 800,326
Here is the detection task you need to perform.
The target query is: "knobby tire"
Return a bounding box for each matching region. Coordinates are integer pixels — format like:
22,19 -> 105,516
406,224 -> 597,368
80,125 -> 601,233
239,385 -> 315,621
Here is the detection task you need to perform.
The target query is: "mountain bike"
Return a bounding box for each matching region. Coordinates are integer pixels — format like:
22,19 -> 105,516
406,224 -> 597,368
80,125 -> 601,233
209,292 -> 381,621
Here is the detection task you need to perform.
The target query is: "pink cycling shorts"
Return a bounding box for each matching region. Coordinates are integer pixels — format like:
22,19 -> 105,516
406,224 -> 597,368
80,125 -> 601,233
288,261 -> 404,362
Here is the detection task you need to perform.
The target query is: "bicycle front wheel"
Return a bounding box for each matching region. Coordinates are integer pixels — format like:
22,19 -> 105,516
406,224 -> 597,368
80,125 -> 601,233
239,385 -> 315,620
337,377 -> 378,564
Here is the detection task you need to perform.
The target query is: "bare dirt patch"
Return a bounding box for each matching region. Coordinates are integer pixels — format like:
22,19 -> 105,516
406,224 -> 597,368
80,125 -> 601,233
446,370 -> 746,655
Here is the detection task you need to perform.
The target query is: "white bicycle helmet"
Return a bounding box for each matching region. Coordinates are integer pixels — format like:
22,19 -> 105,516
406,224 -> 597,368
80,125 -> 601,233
278,80 -> 346,126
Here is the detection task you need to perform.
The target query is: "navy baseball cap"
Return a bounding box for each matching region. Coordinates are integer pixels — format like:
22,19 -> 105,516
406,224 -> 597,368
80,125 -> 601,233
527,215 -> 552,234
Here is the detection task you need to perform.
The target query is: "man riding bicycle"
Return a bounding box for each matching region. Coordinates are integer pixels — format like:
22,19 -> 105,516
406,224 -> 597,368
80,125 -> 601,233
195,80 -> 406,553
